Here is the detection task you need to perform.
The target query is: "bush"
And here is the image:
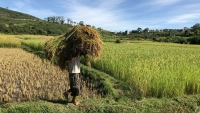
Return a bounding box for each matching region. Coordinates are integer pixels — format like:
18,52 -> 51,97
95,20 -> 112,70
187,36 -> 200,44
115,39 -> 121,43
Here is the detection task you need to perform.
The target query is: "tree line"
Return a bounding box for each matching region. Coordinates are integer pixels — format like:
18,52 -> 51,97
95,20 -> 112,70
112,23 -> 200,44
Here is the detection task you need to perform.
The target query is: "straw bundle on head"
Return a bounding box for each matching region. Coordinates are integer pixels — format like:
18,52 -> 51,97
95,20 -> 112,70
44,26 -> 103,69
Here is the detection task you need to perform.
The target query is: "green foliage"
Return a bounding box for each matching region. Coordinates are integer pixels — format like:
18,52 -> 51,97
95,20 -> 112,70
0,7 -> 72,35
0,23 -> 7,32
81,64 -> 117,97
98,30 -> 116,41
192,23 -> 200,31
188,36 -> 200,44
102,38 -> 115,42
115,39 -> 121,43
153,36 -> 189,44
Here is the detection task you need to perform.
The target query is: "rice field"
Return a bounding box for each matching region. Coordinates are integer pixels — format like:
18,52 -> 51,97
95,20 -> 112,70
0,34 -> 51,39
91,42 -> 200,98
0,48 -> 69,102
0,37 -> 21,48
1,34 -> 200,99
0,48 -> 99,103
0,34 -> 51,50
21,40 -> 46,51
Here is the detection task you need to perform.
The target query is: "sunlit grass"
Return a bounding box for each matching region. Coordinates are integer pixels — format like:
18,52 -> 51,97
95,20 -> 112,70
0,34 -> 50,50
0,36 -> 21,48
91,42 -> 200,98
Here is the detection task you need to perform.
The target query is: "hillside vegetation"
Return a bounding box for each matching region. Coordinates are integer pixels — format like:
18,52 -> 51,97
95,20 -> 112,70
0,7 -> 40,21
0,7 -> 72,35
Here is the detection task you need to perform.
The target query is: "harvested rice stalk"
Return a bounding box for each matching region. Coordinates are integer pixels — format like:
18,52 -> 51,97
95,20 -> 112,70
44,26 -> 103,69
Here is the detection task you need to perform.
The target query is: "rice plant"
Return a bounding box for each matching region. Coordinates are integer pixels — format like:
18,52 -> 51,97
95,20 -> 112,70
21,40 -> 46,51
91,42 -> 200,98
0,48 -> 99,103
0,37 -> 21,48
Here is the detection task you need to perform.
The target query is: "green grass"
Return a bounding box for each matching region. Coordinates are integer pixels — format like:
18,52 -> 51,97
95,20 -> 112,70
80,64 -> 130,98
1,94 -> 200,113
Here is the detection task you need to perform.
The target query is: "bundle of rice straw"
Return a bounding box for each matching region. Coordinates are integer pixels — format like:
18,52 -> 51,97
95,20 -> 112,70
44,26 -> 103,69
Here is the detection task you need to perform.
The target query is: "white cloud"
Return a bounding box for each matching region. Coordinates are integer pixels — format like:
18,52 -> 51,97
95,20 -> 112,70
60,0 -> 190,31
168,13 -> 200,23
60,0 -> 127,31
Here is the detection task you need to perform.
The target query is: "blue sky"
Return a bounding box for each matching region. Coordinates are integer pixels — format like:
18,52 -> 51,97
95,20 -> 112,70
0,0 -> 200,32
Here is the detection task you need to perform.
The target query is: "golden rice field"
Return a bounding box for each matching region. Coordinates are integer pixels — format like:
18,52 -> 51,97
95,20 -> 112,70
0,48 -> 98,103
91,42 -> 200,98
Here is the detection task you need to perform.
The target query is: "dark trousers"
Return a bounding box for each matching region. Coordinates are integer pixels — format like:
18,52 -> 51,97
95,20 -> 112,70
69,73 -> 81,96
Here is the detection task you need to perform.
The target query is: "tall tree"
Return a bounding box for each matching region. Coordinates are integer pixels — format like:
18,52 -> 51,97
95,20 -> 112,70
184,30 -> 190,36
192,23 -> 200,31
143,27 -> 149,33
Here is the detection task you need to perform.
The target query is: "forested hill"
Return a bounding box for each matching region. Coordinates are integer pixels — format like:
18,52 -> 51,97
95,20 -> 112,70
0,7 -> 40,21
0,7 -> 72,35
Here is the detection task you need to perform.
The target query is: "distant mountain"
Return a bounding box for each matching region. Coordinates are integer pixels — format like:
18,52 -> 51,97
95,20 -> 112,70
0,7 -> 72,35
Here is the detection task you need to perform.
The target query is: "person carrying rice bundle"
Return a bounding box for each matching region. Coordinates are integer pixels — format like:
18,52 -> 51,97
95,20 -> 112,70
44,25 -> 103,105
